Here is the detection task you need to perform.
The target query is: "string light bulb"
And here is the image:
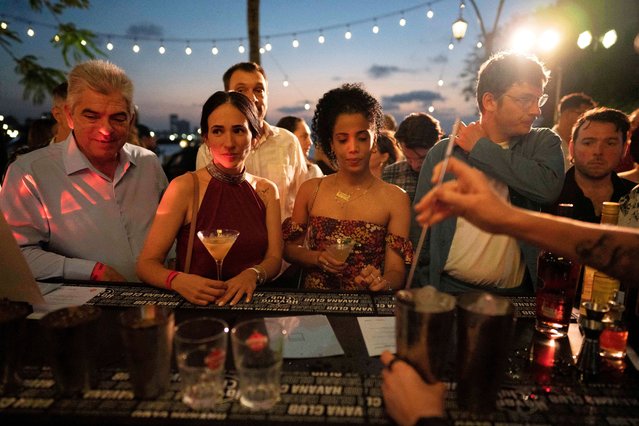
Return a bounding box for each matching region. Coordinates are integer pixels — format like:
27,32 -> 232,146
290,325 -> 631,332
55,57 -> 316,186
106,40 -> 114,51
345,25 -> 352,40
283,77 -> 289,87
26,24 -> 35,37
448,41 -> 454,50
265,39 -> 272,51
437,79 -> 444,87
372,19 -> 379,34
399,14 -> 407,27
292,34 -> 299,48
159,43 -> 166,54
238,40 -> 245,53
577,31 -> 592,49
601,29 -> 617,49
53,34 -> 60,43
132,42 -> 140,53
1,21 -> 8,30
260,47 -> 265,54
211,43 -> 219,55
452,0 -> 468,41
304,103 -> 311,111
80,39 -> 87,46
426,5 -> 434,19
185,42 -> 192,55
318,30 -> 325,44
476,41 -> 483,48
428,105 -> 435,113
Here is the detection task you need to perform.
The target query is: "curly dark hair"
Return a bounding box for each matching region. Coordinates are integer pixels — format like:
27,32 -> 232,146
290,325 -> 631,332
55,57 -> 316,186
311,83 -> 384,162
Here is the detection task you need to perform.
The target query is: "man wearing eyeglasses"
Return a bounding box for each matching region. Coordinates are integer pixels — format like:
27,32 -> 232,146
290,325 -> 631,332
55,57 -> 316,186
382,112 -> 443,202
411,51 -> 564,295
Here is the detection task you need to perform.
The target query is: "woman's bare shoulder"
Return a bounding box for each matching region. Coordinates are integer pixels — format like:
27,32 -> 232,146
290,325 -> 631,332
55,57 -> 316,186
379,180 -> 410,203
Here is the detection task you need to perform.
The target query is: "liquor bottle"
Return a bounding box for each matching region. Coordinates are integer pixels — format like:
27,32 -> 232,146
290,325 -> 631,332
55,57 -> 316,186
535,203 -> 581,337
578,202 -> 620,314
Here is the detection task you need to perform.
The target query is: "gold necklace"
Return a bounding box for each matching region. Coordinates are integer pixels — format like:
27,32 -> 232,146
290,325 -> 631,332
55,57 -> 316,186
335,175 -> 375,205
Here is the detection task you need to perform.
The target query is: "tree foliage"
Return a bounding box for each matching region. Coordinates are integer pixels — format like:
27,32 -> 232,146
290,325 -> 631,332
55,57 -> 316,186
1,0 -> 104,105
460,0 -> 639,123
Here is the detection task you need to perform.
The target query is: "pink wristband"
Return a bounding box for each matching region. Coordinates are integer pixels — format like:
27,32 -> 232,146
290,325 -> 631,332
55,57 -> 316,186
165,271 -> 180,290
90,262 -> 106,281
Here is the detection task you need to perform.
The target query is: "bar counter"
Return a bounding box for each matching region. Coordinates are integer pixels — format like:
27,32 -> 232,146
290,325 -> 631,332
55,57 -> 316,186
1,282 -> 638,425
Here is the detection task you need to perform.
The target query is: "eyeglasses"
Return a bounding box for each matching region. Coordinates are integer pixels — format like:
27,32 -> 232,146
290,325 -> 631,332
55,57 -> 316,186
503,93 -> 549,109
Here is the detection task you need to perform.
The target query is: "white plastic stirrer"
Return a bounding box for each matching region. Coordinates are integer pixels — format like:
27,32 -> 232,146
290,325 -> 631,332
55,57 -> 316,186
405,118 -> 461,289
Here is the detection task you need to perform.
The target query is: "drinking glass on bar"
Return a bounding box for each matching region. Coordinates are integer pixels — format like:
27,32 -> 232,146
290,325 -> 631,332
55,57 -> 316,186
231,318 -> 286,410
175,317 -> 229,410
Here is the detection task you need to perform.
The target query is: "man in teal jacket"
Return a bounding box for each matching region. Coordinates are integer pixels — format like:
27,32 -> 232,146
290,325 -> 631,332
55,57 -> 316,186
411,51 -> 564,295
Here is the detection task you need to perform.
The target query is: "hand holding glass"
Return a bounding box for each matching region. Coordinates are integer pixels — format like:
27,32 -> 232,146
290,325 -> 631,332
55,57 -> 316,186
197,229 -> 240,280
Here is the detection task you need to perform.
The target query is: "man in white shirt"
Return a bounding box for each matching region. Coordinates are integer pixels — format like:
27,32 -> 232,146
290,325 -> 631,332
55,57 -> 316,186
0,60 -> 167,282
196,62 -> 307,220
413,51 -> 565,294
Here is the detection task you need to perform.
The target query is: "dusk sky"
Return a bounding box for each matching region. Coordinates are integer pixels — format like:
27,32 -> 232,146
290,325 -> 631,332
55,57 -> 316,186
1,0 -> 555,133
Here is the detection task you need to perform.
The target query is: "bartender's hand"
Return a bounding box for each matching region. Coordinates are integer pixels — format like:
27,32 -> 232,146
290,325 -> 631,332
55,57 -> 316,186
380,351 -> 446,426
172,274 -> 227,306
414,157 -> 509,234
217,269 -> 257,307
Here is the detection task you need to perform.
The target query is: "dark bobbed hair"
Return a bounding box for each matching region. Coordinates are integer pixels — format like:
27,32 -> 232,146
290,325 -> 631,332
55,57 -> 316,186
311,83 -> 384,162
376,130 -> 400,164
223,62 -> 267,90
276,116 -> 303,134
200,91 -> 262,141
571,107 -> 630,145
558,92 -> 596,113
395,112 -> 443,150
476,51 -> 550,113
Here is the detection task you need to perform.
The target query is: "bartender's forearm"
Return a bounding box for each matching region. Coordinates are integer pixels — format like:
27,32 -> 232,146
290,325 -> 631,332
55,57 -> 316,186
503,207 -> 639,284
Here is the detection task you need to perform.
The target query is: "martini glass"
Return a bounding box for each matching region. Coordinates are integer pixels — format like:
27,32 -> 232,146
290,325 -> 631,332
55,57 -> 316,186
197,229 -> 240,280
326,238 -> 355,263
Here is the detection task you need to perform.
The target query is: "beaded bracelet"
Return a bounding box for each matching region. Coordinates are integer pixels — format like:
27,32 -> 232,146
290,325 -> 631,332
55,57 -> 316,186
248,265 -> 266,286
165,270 -> 180,290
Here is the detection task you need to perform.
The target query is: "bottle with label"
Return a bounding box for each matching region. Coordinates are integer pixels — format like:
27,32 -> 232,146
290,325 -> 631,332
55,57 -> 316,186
578,202 -> 620,314
535,203 -> 581,337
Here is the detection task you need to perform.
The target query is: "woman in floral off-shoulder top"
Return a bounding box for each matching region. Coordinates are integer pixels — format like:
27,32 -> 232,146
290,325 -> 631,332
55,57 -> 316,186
282,83 -> 412,291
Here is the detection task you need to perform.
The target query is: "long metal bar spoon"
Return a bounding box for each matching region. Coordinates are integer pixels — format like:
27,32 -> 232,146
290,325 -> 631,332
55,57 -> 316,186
405,118 -> 461,289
